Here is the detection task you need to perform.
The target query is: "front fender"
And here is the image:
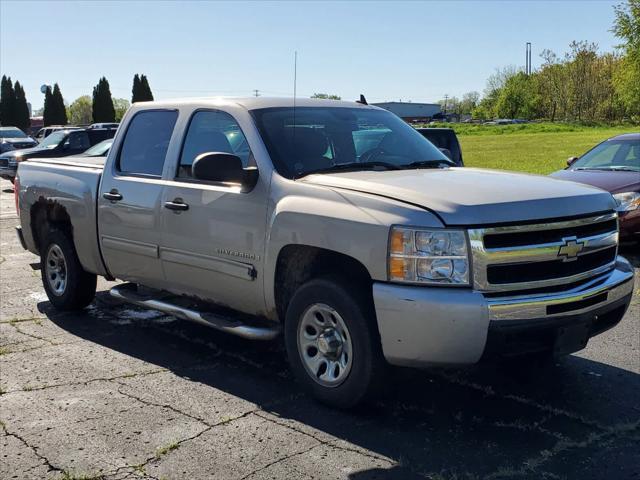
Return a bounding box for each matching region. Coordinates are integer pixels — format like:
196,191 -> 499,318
263,177 -> 444,316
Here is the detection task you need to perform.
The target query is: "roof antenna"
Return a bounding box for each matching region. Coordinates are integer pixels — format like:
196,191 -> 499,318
292,51 -> 298,174
293,51 -> 298,121
356,94 -> 368,105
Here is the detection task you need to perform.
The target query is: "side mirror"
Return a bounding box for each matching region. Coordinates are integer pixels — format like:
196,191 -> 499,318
567,156 -> 579,167
439,147 -> 453,160
192,152 -> 258,191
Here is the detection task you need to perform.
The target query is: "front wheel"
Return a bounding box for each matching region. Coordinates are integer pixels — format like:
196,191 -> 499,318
40,228 -> 97,310
285,276 -> 386,408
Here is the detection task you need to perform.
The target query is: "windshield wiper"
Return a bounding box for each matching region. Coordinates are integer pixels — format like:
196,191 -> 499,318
296,161 -> 402,178
575,166 -> 639,172
402,159 -> 454,169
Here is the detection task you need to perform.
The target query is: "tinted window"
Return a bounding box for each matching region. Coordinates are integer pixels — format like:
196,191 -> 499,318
64,132 -> 90,151
573,140 -> 640,171
118,110 -> 178,176
0,128 -> 27,138
177,110 -> 251,179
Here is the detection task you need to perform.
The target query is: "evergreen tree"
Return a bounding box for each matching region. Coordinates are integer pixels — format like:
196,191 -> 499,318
92,77 -> 115,122
0,75 -> 17,126
51,83 -> 67,125
13,81 -> 31,131
131,74 -> 141,103
140,75 -> 153,102
43,86 -> 54,126
139,74 -> 154,102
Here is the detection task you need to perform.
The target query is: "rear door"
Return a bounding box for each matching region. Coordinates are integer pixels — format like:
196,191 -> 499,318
98,109 -> 178,287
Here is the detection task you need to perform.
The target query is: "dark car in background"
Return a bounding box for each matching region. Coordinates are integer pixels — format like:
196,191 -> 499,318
0,126 -> 38,154
34,125 -> 82,142
70,138 -> 113,159
0,127 -> 116,182
551,133 -> 639,243
416,128 -> 463,166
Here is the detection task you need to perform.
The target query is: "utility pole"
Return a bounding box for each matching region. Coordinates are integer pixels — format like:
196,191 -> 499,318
253,89 -> 260,97
443,94 -> 449,115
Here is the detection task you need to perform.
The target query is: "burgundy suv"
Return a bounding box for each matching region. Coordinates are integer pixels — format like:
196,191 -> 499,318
551,133 -> 639,244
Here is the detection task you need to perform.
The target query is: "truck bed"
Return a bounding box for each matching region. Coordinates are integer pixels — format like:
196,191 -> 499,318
17,157 -> 108,276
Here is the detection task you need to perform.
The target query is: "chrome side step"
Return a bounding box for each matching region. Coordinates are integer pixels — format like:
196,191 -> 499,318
109,283 -> 280,341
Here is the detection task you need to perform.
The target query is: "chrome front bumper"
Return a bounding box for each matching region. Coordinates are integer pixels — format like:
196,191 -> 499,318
373,257 -> 635,367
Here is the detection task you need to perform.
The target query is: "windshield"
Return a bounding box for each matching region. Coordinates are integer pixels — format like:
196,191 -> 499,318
0,128 -> 27,139
37,131 -> 67,149
572,139 -> 640,172
251,107 -> 451,178
83,139 -> 112,157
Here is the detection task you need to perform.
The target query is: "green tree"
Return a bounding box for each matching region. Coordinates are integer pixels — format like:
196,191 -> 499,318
113,98 -> 130,121
460,91 -> 480,115
132,74 -> 154,102
612,0 -> 640,118
51,83 -> 67,125
311,93 -> 341,100
68,95 -> 93,125
494,71 -> 540,119
131,74 -> 141,102
140,74 -> 154,101
13,81 -> 31,131
0,75 -> 16,126
92,77 -> 115,122
43,86 -> 54,126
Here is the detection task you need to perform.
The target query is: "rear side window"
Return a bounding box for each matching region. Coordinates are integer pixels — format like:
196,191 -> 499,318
118,110 -> 178,176
64,132 -> 90,151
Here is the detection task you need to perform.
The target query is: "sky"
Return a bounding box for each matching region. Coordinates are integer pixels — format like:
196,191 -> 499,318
0,0 -> 622,111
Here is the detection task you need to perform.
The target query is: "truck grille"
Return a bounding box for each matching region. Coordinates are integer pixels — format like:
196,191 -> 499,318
0,158 -> 8,168
469,212 -> 618,292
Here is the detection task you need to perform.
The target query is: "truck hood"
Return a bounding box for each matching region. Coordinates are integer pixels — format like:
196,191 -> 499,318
300,167 -> 617,225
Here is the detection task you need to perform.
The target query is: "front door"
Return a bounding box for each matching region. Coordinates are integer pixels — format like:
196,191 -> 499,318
98,109 -> 179,288
159,109 -> 268,315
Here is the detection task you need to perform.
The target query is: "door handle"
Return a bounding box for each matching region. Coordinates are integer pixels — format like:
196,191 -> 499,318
164,199 -> 189,211
103,190 -> 123,201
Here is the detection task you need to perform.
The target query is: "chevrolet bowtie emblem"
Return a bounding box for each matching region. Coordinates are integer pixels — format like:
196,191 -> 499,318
558,237 -> 585,262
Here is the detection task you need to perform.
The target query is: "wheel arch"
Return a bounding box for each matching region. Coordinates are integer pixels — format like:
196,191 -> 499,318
272,244 -> 374,323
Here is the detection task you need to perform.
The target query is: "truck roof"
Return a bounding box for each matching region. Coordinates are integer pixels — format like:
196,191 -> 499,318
131,96 -> 379,111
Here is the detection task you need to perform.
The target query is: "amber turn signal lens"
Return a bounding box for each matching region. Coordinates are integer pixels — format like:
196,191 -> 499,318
390,229 -> 405,254
389,257 -> 406,279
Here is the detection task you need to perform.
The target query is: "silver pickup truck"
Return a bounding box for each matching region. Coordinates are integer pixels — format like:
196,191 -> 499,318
15,98 -> 635,408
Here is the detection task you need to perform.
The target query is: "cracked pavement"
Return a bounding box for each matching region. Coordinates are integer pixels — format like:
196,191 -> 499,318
1,177 -> 638,480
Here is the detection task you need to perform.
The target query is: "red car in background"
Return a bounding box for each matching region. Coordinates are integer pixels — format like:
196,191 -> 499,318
551,133 -> 640,244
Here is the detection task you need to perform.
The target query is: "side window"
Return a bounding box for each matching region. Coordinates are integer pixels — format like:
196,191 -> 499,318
64,132 -> 90,151
178,110 -> 251,179
118,110 -> 178,176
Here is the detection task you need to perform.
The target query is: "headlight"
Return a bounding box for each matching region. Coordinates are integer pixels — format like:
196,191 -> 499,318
613,192 -> 640,212
8,155 -> 23,166
389,227 -> 470,285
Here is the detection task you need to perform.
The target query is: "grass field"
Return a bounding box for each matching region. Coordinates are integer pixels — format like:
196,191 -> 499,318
428,123 -> 638,175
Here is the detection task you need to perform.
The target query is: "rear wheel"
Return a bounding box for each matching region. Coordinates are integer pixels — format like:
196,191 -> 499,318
40,228 -> 97,310
285,276 -> 386,408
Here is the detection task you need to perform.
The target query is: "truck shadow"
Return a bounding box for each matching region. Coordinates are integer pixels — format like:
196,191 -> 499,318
40,294 -> 639,479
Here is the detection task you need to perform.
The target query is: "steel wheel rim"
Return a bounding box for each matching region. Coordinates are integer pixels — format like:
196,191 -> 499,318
45,244 -> 67,296
297,303 -> 353,388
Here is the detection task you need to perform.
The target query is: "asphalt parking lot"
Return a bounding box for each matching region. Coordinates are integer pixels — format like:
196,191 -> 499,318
0,177 -> 638,480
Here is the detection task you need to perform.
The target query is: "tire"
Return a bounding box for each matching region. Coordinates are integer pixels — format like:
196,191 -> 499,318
284,276 -> 386,409
40,228 -> 97,310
